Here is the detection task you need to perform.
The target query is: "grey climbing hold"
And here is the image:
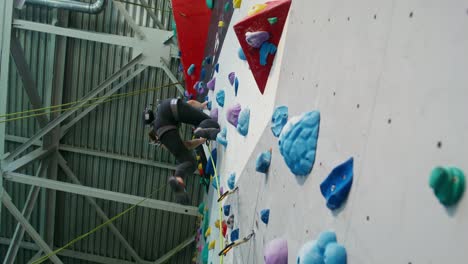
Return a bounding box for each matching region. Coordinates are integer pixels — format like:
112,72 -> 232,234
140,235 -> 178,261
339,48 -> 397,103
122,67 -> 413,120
256,150 -> 272,173
237,108 -> 250,136
271,106 -> 288,137
279,111 -> 320,176
227,173 -> 236,190
260,209 -> 270,224
216,127 -> 228,147
227,103 -> 242,127
227,215 -> 234,229
245,31 -> 270,48
216,90 -> 225,107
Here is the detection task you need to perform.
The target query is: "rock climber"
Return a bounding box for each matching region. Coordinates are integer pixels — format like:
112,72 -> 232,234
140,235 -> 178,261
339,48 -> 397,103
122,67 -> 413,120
144,98 -> 220,205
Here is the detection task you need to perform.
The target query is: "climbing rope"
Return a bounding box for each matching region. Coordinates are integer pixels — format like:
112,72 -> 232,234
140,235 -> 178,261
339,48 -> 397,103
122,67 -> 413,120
32,183 -> 169,264
207,142 -> 224,264
0,82 -> 180,124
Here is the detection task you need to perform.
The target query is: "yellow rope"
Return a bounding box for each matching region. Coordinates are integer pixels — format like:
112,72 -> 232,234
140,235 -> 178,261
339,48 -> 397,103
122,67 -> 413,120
207,143 -> 224,264
32,184 -> 170,264
0,82 -> 180,124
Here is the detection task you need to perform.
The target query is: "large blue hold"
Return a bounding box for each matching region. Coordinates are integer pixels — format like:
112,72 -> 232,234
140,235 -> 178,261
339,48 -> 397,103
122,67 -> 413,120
324,243 -> 347,264
216,127 -> 228,147
231,228 -> 239,242
216,90 -> 225,107
227,173 -> 236,190
279,111 -> 320,176
320,158 -> 354,210
296,231 -> 346,264
271,106 -> 288,137
205,148 -> 217,177
256,150 -> 272,173
317,231 -> 337,253
259,42 -> 277,66
296,240 -> 323,264
223,205 -> 231,216
260,209 -> 270,224
237,108 -> 250,136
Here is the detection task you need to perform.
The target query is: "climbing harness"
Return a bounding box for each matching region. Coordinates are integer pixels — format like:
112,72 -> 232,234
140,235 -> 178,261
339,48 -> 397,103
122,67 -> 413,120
218,231 -> 255,256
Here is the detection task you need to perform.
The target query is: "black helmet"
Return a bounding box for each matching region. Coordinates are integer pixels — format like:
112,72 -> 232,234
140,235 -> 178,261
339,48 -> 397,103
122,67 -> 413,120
142,107 -> 155,125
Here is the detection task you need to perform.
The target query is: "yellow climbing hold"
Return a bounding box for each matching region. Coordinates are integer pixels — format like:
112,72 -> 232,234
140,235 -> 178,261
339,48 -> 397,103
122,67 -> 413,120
208,240 -> 216,250
218,21 -> 225,27
198,163 -> 203,170
233,0 -> 242,8
205,227 -> 212,237
215,219 -> 221,229
247,3 -> 267,16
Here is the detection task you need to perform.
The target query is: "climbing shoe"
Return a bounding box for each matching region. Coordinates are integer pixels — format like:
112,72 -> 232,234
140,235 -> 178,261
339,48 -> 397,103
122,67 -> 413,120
168,176 -> 190,205
194,127 -> 220,140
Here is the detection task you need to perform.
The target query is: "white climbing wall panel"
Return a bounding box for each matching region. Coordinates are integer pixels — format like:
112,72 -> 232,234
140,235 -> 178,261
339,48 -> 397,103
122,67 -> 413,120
205,0 -> 468,263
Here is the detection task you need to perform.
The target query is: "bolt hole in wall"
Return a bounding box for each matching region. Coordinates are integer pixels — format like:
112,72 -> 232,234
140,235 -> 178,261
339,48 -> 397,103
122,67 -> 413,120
374,14 -> 377,19
409,11 -> 414,18
347,17 -> 350,21
356,104 -> 360,109
366,216 -> 370,221
387,118 -> 392,124
437,141 -> 442,148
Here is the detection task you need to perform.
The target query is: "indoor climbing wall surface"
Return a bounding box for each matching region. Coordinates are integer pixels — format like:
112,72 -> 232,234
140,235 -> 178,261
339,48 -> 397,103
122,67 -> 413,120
204,0 -> 468,263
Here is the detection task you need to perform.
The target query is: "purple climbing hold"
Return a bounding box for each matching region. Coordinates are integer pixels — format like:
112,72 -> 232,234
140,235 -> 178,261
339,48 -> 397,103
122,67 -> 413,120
210,108 -> 218,122
207,78 -> 216,91
260,209 -> 270,224
264,239 -> 288,264
245,31 -> 270,48
228,72 -> 236,86
227,103 -> 242,127
234,77 -> 239,96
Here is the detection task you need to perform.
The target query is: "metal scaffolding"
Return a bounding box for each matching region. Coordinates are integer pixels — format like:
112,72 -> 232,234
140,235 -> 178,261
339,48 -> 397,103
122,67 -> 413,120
0,1 -> 197,263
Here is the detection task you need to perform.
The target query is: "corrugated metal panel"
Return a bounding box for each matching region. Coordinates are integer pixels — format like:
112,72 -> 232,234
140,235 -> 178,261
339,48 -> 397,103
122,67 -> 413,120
2,0 -> 202,263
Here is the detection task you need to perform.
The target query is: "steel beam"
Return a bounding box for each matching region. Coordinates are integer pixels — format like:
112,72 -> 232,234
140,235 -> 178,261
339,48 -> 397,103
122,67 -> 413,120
5,172 -> 199,216
0,238 -> 139,264
2,191 -> 63,264
160,57 -> 184,96
3,54 -> 143,163
57,154 -> 150,264
3,162 -> 48,264
154,234 -> 195,264
2,147 -> 53,172
138,0 -> 164,29
60,66 -> 147,137
112,0 -> 146,39
5,135 -> 181,172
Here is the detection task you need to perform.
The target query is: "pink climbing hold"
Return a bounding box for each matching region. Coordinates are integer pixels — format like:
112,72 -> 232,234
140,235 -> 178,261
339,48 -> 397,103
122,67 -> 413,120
264,238 -> 288,264
227,103 -> 242,127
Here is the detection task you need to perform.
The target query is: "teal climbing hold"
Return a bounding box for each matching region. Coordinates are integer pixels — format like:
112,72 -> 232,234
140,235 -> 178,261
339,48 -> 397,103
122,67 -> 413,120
296,240 -> 322,264
206,0 -> 214,9
198,202 -> 205,214
279,111 -> 320,176
259,42 -> 277,66
238,47 -> 247,61
216,90 -> 225,107
237,108 -> 250,136
227,173 -> 236,190
297,231 -> 347,264
429,166 -> 465,206
202,242 -> 209,264
187,64 -> 195,75
324,243 -> 347,264
216,127 -> 228,147
224,2 -> 230,11
268,17 -> 278,24
271,106 -> 288,137
256,150 -> 272,173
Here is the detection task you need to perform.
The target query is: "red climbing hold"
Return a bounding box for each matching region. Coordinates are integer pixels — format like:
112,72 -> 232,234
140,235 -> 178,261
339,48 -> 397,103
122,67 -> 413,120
172,0 -> 212,96
233,0 -> 292,94
222,220 -> 228,237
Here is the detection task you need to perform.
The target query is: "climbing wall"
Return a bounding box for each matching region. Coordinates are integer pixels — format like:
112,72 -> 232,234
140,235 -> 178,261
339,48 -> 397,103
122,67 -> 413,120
202,0 -> 468,263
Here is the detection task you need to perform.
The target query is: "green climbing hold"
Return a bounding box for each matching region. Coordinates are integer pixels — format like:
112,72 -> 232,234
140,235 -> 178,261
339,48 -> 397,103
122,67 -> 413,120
202,243 -> 209,264
429,166 -> 465,206
198,202 -> 205,214
268,17 -> 278,24
224,2 -> 231,12
206,0 -> 214,9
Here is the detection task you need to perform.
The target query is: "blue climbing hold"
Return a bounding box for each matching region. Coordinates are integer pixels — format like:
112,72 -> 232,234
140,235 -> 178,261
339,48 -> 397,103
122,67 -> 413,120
216,90 -> 225,107
201,68 -> 207,80
237,108 -> 250,136
256,150 -> 272,173
260,209 -> 270,224
279,111 -> 320,176
223,205 -> 231,216
271,106 -> 288,137
196,81 -> 205,94
178,63 -> 183,72
231,228 -> 239,242
187,64 -> 196,75
216,127 -> 228,147
234,77 -> 239,96
238,47 -> 247,61
296,240 -> 323,264
324,243 -> 347,264
205,148 -> 217,177
205,56 -> 212,65
212,175 -> 220,190
227,173 -> 236,190
320,158 -> 354,210
207,101 -> 212,110
317,231 -> 337,254
215,63 -> 220,73
259,42 -> 277,66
